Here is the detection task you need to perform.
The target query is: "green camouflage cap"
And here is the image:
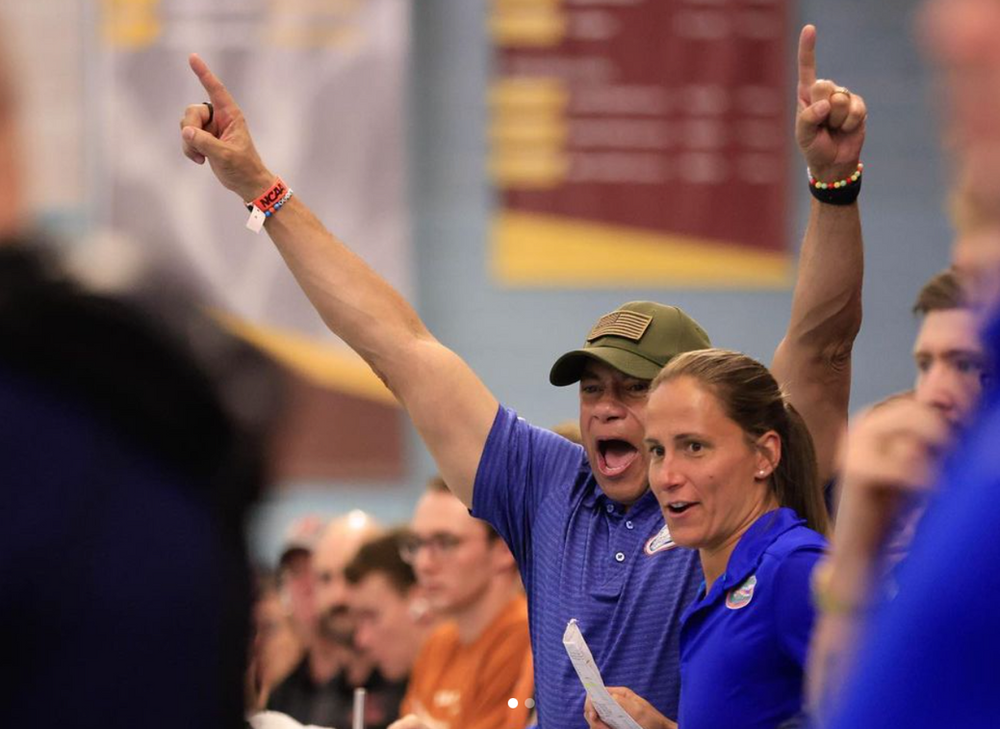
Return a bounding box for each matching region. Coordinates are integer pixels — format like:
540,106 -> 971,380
549,301 -> 711,386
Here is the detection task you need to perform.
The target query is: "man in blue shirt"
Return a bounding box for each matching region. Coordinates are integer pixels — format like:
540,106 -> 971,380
179,25 -> 865,728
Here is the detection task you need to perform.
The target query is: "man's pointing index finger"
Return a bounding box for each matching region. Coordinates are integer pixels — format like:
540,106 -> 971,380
188,53 -> 237,112
797,25 -> 818,107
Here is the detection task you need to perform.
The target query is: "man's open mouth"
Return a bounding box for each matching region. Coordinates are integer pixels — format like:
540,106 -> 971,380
596,438 -> 639,476
666,501 -> 697,515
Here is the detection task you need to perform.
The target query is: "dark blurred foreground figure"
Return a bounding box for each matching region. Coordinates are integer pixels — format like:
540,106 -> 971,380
0,238 -> 285,729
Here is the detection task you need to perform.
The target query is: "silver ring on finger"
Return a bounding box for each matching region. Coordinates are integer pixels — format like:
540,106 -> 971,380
203,101 -> 214,125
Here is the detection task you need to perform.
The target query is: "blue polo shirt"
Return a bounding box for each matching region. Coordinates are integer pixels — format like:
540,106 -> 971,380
472,406 -> 702,729
678,508 -> 826,729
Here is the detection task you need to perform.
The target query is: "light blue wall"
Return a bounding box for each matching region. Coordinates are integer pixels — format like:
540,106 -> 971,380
250,0 -> 953,565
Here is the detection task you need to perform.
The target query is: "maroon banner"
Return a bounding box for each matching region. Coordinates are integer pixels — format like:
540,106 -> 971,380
489,0 -> 792,288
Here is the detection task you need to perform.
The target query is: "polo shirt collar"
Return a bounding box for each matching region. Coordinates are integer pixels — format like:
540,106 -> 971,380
716,507 -> 804,592
587,482 -> 661,518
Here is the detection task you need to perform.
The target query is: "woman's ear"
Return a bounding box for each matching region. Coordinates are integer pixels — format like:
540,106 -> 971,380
754,430 -> 781,479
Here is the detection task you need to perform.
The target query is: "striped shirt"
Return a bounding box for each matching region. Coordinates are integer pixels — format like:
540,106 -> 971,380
472,405 -> 701,729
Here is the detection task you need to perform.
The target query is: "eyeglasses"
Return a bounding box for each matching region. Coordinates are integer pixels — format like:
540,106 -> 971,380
398,533 -> 475,564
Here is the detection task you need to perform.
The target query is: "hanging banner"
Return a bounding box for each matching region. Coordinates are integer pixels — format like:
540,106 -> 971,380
100,0 -> 411,480
0,1 -> 88,229
489,0 -> 791,288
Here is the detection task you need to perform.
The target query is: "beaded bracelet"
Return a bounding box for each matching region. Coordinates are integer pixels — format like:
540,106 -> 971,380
807,162 -> 863,206
263,187 -> 293,218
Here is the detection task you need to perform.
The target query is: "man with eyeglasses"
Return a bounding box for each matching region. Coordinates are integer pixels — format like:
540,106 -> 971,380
390,477 -> 532,729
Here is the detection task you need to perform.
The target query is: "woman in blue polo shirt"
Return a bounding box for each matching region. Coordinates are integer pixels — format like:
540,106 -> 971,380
642,348 -> 829,729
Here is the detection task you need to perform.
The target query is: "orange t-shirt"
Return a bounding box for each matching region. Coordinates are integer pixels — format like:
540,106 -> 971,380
401,595 -> 533,729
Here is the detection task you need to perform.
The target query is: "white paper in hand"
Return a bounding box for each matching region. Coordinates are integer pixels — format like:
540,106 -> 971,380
563,619 -> 644,729
247,710 -> 332,729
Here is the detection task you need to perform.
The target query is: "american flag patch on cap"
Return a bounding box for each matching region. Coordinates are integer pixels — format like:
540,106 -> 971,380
587,310 -> 652,342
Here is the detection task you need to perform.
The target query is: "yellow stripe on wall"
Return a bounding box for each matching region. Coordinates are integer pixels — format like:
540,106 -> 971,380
212,311 -> 400,407
492,212 -> 792,289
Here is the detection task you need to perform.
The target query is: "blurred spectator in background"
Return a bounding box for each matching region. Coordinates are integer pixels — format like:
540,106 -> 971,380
549,420 -> 582,445
344,530 -> 432,724
911,269 -> 989,426
267,511 -> 385,728
391,477 -> 532,729
250,569 -> 306,711
278,516 -> 326,657
0,240 -> 286,729
248,517 -> 328,711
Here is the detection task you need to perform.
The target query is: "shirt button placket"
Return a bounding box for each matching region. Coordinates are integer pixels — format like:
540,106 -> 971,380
608,503 -> 628,565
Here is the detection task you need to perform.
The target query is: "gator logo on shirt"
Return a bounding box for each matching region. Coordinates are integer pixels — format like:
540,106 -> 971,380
644,524 -> 677,555
725,575 -> 757,610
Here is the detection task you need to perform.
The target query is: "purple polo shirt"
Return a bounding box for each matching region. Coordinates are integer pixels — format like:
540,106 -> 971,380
472,405 -> 701,729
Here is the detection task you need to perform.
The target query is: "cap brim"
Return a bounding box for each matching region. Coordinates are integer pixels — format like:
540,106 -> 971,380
278,546 -> 311,566
549,346 -> 666,386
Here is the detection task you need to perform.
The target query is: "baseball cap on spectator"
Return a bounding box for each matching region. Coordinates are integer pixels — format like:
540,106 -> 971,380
278,515 -> 326,567
549,301 -> 711,386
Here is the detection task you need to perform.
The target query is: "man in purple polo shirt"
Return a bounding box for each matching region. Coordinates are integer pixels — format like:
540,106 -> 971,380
179,25 -> 865,728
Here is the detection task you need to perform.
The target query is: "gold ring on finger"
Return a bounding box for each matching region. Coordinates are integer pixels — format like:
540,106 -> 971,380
832,86 -> 851,100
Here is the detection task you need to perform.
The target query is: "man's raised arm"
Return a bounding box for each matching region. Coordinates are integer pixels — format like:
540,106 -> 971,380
772,25 -> 866,486
179,54 -> 496,507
